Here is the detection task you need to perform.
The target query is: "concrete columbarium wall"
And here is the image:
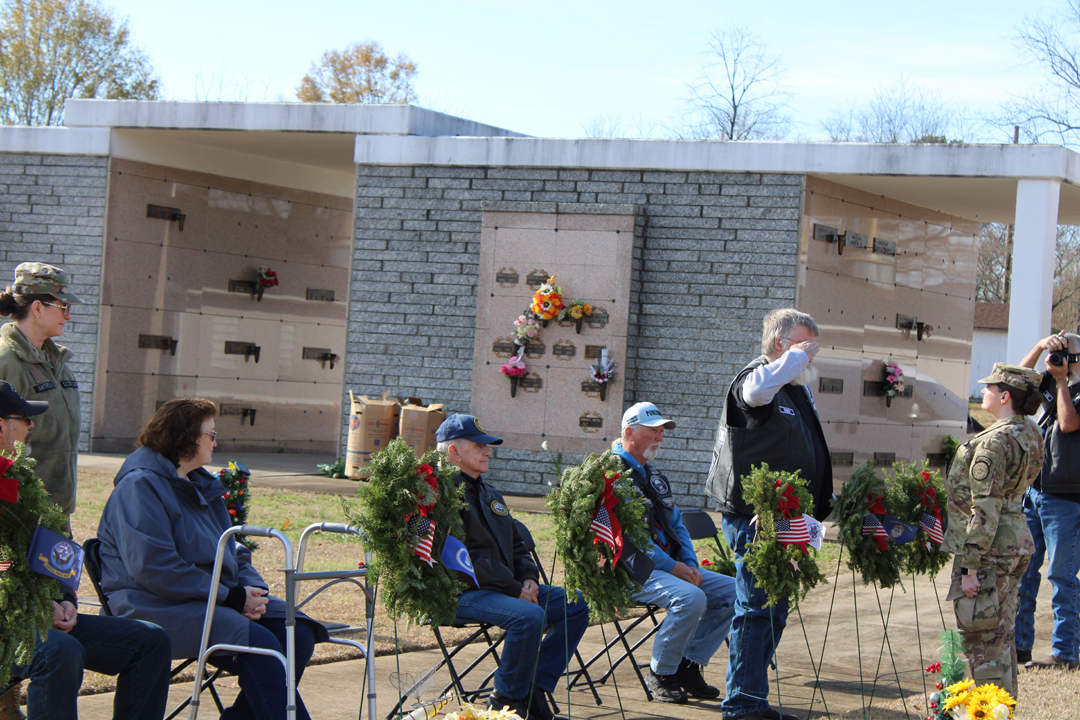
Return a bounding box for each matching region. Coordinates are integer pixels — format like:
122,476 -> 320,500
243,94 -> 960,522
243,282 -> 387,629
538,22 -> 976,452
94,158 -> 353,454
0,151 -> 109,452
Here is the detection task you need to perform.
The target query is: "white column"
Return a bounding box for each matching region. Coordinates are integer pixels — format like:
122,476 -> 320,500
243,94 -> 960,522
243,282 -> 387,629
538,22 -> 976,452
1006,179 -> 1060,364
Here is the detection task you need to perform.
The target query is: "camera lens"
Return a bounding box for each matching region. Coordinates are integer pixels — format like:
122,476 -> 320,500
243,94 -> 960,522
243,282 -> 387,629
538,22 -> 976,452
1049,350 -> 1067,366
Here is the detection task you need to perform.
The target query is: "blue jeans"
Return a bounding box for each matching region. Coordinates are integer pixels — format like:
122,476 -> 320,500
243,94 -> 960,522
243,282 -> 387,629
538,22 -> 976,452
19,613 -> 171,720
721,513 -> 790,717
1016,487 -> 1080,662
208,617 -> 318,720
633,566 -> 736,674
454,585 -> 590,698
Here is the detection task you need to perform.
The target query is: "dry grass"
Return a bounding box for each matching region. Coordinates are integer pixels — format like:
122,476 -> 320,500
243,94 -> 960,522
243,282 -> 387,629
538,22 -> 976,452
968,400 -> 996,435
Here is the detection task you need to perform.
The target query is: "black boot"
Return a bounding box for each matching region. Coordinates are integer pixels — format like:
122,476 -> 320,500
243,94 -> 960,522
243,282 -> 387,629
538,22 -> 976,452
527,689 -> 565,720
488,691 -> 529,719
674,657 -> 721,699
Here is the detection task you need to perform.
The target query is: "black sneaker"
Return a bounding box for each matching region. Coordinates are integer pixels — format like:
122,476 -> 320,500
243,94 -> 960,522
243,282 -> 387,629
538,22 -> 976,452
1016,649 -> 1032,664
674,658 -> 721,699
487,691 -> 529,719
646,669 -> 688,703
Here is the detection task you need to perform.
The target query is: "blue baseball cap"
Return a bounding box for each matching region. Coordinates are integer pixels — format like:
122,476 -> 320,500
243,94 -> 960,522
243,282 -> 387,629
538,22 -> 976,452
621,402 -> 676,431
436,414 -> 503,445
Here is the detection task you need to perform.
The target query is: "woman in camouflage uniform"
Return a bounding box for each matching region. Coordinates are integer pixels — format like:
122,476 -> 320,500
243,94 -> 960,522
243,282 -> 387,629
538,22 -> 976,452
943,363 -> 1045,697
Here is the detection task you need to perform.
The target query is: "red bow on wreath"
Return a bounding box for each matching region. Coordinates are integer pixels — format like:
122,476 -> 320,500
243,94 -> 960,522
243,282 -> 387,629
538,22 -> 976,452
0,456 -> 16,512
917,472 -> 944,546
590,471 -> 624,563
773,479 -> 811,555
407,464 -> 439,567
862,493 -> 889,552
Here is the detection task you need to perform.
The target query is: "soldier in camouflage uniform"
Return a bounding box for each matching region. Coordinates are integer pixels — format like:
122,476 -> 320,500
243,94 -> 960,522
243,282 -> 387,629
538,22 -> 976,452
942,363 -> 1045,697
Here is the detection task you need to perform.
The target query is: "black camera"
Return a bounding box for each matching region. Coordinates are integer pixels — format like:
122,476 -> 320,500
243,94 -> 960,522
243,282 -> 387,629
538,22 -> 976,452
1047,350 -> 1080,366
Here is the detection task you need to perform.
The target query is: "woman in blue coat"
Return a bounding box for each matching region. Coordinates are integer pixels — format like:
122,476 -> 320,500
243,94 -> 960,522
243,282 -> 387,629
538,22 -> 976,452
96,397 -> 327,720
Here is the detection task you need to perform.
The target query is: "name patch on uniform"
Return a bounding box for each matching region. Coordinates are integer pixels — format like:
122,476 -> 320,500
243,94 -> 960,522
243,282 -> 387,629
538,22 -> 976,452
971,457 -> 992,481
490,501 -> 509,516
60,380 -> 78,389
778,406 -> 796,416
1044,390 -> 1055,403
33,382 -> 55,393
649,475 -> 670,496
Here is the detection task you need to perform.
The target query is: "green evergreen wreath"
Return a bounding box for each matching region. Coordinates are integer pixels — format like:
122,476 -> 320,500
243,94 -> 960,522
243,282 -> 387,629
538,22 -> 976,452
888,461 -> 950,578
546,450 -> 651,623
343,437 -> 466,626
218,461 -> 256,550
835,463 -> 904,588
741,464 -> 827,608
0,443 -> 68,687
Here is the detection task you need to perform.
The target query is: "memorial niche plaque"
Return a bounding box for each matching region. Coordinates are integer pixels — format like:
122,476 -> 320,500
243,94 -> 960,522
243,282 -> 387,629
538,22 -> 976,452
229,279 -> 258,294
306,288 -> 335,302
845,232 -> 868,249
519,374 -> 542,392
819,378 -> 843,394
579,412 -> 603,432
874,452 -> 897,466
586,307 -> 609,329
873,238 -> 896,256
584,345 -> 606,359
526,271 -> 551,288
492,338 -> 518,357
495,268 -> 519,287
831,452 -> 854,467
522,342 -> 545,359
553,340 -> 576,360
138,334 -> 178,356
581,380 -> 603,395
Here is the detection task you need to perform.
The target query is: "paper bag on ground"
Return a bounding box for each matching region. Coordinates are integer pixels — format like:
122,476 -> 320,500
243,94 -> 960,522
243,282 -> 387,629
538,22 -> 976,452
345,390 -> 401,479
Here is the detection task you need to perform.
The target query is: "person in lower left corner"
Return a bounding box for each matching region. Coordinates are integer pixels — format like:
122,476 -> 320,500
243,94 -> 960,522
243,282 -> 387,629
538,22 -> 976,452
942,363 -> 1045,698
0,381 -> 172,720
436,414 -> 590,720
614,402 -> 737,705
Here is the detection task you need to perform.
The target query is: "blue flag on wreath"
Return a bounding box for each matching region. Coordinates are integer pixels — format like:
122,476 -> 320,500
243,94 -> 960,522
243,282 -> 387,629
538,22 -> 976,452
27,525 -> 83,591
441,535 -> 479,587
882,515 -> 918,545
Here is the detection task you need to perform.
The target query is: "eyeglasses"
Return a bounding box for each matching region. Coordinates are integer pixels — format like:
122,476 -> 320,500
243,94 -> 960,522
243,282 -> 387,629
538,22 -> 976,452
201,431 -> 217,440
4,415 -> 32,423
41,301 -> 70,315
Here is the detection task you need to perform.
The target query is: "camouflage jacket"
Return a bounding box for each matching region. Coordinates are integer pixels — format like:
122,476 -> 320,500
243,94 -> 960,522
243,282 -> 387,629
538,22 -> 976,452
942,415 -> 1044,571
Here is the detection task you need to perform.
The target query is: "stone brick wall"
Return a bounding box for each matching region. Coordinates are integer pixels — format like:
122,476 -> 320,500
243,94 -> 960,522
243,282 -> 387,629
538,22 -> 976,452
344,166 -> 804,505
0,153 -> 109,452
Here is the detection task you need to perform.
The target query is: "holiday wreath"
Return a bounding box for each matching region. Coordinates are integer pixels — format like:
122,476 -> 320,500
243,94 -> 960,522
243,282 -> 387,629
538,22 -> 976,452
741,464 -> 827,608
219,461 -> 256,550
343,437 -> 466,626
888,461 -> 950,578
546,450 -> 651,623
0,443 -> 68,686
835,463 -> 904,589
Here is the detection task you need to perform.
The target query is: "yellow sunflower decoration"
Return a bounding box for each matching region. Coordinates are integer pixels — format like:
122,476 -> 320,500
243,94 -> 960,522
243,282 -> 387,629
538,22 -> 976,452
531,277 -> 564,320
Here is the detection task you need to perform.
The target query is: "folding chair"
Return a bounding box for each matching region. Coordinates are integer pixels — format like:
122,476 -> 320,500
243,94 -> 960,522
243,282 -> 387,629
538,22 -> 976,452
514,519 -> 602,707
187,523 -> 376,720
679,509 -> 730,561
1,678 -> 22,719
82,537 -> 226,720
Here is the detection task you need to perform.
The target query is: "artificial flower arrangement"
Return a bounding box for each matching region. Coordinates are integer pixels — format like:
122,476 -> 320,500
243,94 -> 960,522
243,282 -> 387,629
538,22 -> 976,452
531,277 -> 564,323
589,358 -> 617,401
926,631 -> 1016,719
219,461 -> 256,549
500,355 -> 527,398
559,299 -> 594,333
255,266 -> 279,301
512,313 -> 542,348
883,358 -> 905,406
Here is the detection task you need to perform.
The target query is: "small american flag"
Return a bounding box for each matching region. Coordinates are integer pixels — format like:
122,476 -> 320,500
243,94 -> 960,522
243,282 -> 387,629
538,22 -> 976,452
591,505 -> 616,552
862,513 -> 888,540
407,514 -> 436,567
0,561 -> 10,572
776,515 -> 811,544
920,512 -> 944,545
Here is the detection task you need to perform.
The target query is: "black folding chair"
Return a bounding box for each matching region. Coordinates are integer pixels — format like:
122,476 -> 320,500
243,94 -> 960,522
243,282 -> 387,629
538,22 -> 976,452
679,509 -> 730,561
82,538 -> 226,720
514,519 -> 602,707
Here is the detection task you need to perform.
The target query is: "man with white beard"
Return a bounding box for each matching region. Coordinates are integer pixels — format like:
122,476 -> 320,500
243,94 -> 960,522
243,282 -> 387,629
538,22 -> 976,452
614,402 -> 737,704
705,308 -> 832,720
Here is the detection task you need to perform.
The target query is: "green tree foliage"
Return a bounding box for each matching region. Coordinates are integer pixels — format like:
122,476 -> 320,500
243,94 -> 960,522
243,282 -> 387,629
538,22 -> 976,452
0,0 -> 160,126
296,41 -> 417,104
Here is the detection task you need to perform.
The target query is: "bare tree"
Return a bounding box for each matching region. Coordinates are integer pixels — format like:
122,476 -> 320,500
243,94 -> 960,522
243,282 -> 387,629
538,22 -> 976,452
681,25 -> 792,140
297,41 -> 417,104
1002,0 -> 1080,146
821,77 -> 959,143
581,113 -> 625,139
976,223 -> 1010,303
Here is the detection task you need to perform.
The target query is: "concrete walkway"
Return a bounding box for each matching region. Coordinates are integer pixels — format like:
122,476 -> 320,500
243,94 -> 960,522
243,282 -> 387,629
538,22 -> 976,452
69,453 -> 1060,720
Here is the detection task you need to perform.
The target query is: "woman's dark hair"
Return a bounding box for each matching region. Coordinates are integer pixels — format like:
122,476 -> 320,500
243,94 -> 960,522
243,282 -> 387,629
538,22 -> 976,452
0,288 -> 53,321
138,397 -> 218,466
997,384 -> 1041,416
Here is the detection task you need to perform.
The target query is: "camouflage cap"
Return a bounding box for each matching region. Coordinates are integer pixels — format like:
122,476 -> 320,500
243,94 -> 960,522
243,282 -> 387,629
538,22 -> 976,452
12,262 -> 84,304
978,363 -> 1041,394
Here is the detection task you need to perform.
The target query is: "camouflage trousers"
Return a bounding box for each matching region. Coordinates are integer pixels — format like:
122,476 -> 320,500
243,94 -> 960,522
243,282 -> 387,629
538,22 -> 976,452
947,555 -> 1030,698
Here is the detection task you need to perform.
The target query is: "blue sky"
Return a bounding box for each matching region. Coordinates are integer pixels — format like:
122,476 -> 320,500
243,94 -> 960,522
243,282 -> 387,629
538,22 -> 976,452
105,0 -> 1059,140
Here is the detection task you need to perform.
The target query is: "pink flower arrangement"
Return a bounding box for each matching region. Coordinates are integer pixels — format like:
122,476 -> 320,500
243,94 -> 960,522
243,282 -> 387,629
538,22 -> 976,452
512,314 -> 541,346
883,359 -> 905,398
500,355 -> 527,379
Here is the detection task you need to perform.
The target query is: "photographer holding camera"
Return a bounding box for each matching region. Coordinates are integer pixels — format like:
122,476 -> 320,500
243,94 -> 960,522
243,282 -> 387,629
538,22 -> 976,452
1015,332 -> 1080,670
